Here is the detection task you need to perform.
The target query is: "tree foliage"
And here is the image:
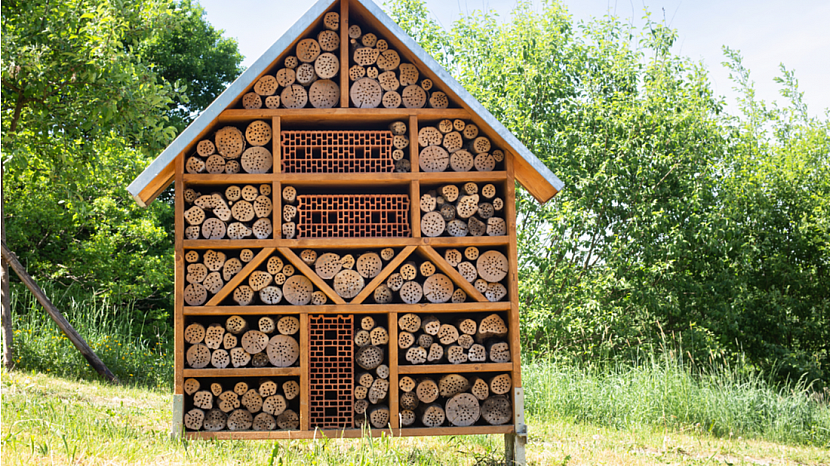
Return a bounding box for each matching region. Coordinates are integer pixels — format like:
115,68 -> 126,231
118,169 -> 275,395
1,0 -> 243,323
388,0 -> 829,383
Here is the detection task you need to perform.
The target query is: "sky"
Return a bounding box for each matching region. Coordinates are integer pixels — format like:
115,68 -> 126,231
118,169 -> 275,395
197,0 -> 830,117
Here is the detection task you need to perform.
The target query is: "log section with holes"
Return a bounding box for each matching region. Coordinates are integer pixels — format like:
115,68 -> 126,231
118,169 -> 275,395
183,184 -> 273,240
184,377 -> 301,431
420,183 -> 507,240
184,315 -> 300,369
397,313 -> 510,365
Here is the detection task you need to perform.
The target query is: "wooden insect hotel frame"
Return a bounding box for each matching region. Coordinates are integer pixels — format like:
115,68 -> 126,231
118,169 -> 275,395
127,0 -> 563,463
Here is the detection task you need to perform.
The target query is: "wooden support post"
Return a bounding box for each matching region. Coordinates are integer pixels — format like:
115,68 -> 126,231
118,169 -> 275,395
1,242 -> 119,384
504,154 -> 526,464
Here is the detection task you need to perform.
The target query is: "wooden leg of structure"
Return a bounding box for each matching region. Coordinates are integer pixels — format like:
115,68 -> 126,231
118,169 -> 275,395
171,394 -> 185,439
504,387 -> 527,465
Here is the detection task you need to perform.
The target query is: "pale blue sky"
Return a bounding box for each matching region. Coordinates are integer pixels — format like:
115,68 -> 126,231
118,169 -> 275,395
198,0 -> 829,117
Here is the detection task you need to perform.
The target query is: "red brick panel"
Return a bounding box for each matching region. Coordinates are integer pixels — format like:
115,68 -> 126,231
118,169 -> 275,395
309,314 -> 354,429
282,131 -> 394,173
297,194 -> 411,238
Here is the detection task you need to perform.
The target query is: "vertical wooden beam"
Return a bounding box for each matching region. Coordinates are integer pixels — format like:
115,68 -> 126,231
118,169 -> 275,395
339,0 -> 350,108
173,152 -> 185,438
300,313 -> 310,431
505,151 -> 521,388
504,151 -> 526,464
410,181 -> 421,238
388,312 -> 399,429
273,116 -> 282,241
174,152 -> 185,397
409,115 -> 419,173
273,181 -> 282,242
272,116 -> 281,174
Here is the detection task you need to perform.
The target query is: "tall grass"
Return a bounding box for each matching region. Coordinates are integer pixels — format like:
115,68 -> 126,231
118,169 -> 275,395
6,282 -> 173,389
523,349 -> 830,446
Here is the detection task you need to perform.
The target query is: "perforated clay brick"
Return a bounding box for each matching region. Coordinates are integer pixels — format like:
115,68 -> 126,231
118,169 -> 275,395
297,194 -> 411,238
309,314 -> 354,429
282,131 -> 394,174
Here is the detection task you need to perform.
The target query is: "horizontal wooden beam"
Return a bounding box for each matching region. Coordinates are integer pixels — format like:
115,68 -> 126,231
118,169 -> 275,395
218,108 -> 471,123
182,367 -> 300,378
181,171 -> 507,186
186,424 -> 513,440
397,362 -> 513,374
182,236 -> 509,250
183,301 -> 510,316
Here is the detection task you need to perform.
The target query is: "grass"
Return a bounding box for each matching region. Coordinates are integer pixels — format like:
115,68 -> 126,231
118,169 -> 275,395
2,371 -> 829,465
2,286 -> 829,464
525,353 -> 830,446
6,283 -> 172,389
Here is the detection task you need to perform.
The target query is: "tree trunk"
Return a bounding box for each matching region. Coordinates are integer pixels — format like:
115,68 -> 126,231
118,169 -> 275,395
1,243 -> 118,383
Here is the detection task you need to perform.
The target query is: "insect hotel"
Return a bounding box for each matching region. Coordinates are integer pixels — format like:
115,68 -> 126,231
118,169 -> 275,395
126,0 -> 562,461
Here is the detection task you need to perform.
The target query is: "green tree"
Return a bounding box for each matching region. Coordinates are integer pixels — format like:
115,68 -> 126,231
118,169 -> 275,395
1,0 -> 243,326
387,0 -> 829,383
142,0 -> 244,132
